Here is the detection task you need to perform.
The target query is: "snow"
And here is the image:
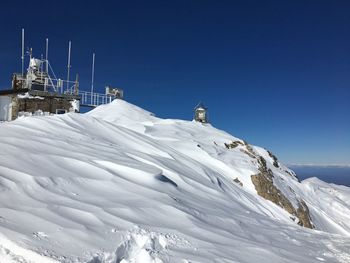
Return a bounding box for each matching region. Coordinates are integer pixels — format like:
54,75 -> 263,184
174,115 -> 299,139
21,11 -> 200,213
0,234 -> 59,263
0,99 -> 349,262
70,100 -> 80,113
17,92 -> 44,100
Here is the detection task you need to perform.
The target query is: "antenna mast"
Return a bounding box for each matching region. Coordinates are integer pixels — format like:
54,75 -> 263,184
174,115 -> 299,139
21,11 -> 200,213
91,52 -> 95,104
21,28 -> 24,77
66,41 -> 71,91
45,38 -> 49,73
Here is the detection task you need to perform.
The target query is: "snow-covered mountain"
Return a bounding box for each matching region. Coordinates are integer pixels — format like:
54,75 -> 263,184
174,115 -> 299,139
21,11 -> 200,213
0,100 -> 349,263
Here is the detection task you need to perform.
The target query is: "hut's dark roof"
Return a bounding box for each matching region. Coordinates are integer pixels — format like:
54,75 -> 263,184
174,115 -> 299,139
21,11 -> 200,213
194,102 -> 207,110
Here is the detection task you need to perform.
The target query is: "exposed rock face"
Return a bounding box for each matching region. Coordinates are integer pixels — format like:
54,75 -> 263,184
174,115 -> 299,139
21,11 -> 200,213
296,200 -> 313,229
284,169 -> 301,183
223,140 -> 314,229
251,156 -> 314,229
224,140 -> 244,149
267,150 -> 279,168
239,141 -> 257,158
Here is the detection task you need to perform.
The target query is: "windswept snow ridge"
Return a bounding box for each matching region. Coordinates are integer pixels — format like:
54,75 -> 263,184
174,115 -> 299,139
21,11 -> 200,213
0,99 -> 349,262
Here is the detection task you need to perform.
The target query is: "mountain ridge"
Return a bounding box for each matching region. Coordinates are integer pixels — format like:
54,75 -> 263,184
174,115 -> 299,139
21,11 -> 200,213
0,99 -> 349,262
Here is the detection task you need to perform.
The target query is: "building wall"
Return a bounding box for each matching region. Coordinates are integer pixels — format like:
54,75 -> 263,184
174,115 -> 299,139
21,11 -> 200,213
4,96 -> 77,120
17,97 -> 74,114
11,97 -> 20,120
0,96 -> 12,121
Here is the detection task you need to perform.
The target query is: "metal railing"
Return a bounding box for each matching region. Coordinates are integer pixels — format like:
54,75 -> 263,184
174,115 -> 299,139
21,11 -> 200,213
16,75 -> 78,94
79,91 -> 115,107
15,75 -> 115,107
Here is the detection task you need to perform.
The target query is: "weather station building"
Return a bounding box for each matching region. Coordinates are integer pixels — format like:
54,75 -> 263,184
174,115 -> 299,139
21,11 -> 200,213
0,29 -> 122,122
0,49 -> 80,121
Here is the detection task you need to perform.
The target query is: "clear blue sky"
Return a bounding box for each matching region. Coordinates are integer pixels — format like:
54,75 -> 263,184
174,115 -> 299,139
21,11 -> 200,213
0,0 -> 349,165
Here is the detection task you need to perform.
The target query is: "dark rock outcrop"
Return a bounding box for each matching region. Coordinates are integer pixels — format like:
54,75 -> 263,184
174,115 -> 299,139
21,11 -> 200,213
239,143 -> 314,229
267,150 -> 279,168
233,177 -> 243,187
251,156 -> 314,228
284,169 -> 301,183
224,140 -> 244,149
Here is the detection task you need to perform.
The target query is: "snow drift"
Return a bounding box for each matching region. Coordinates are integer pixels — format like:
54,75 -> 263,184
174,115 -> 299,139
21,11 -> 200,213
0,99 -> 349,262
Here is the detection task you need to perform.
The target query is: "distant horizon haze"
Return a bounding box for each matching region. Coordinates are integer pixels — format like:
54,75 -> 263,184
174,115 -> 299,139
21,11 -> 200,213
289,164 -> 350,187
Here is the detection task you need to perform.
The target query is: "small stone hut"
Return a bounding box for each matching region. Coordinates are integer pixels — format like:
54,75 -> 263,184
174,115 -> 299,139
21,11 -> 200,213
194,102 -> 208,123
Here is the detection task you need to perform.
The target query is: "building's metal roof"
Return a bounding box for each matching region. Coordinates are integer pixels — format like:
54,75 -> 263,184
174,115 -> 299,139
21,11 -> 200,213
194,102 -> 207,110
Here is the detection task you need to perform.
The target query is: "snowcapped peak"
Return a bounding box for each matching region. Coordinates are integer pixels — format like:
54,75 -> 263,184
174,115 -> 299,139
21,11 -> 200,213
1,99 -> 350,262
86,99 -> 158,124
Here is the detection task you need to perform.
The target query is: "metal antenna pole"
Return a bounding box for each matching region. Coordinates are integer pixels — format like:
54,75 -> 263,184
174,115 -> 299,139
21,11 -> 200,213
91,52 -> 95,105
45,38 -> 49,73
21,28 -> 24,77
66,41 -> 71,92
40,54 -> 43,79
